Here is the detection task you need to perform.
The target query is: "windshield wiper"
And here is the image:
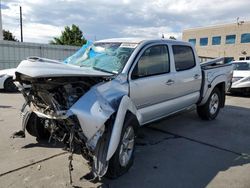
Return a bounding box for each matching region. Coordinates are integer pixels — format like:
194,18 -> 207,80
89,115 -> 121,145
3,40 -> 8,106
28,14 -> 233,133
92,67 -> 116,74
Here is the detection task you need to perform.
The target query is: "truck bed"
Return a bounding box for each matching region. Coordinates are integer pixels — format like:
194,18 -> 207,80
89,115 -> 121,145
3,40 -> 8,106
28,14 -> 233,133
198,58 -> 233,106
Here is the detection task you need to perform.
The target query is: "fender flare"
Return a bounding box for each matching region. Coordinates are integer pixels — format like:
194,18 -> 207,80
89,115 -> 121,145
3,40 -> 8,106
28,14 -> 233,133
20,103 -> 32,131
106,95 -> 140,161
199,74 -> 227,106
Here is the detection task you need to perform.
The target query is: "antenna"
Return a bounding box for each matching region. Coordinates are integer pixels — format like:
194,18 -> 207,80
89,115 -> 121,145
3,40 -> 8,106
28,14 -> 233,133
237,17 -> 244,25
20,6 -> 23,42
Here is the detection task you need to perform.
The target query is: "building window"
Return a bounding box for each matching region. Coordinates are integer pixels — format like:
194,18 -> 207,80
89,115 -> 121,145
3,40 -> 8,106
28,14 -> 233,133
212,36 -> 221,45
200,37 -> 208,46
241,33 -> 250,43
246,56 -> 250,60
225,35 -> 236,44
188,38 -> 196,45
239,57 -> 245,60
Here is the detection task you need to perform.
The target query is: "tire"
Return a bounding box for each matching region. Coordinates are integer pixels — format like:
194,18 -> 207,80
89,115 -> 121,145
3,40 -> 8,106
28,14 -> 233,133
4,77 -> 18,92
197,87 -> 221,120
26,113 -> 50,140
106,114 -> 137,178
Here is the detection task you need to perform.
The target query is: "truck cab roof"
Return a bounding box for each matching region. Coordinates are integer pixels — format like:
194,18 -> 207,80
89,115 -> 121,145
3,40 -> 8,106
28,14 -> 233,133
95,38 -> 191,46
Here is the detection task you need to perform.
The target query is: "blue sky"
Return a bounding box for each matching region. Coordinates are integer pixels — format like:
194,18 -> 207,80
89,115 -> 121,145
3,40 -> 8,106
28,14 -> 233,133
1,0 -> 250,43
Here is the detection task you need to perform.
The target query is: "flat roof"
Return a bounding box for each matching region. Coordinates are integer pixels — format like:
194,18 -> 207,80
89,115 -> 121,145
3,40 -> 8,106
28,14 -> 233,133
183,21 -> 250,32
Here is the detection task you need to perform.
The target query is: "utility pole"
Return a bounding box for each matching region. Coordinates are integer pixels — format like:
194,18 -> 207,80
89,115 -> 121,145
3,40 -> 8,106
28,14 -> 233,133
20,6 -> 23,42
0,0 -> 3,40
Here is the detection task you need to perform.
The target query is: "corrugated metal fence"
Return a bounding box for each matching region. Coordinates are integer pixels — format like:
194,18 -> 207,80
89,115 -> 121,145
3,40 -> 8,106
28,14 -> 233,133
0,41 -> 79,69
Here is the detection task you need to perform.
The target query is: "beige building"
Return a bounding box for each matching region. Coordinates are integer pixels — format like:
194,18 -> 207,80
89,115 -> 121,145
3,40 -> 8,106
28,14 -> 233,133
182,21 -> 250,63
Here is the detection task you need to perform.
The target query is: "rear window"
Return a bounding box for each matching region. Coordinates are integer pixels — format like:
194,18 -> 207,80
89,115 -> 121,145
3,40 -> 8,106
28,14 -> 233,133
172,45 -> 196,71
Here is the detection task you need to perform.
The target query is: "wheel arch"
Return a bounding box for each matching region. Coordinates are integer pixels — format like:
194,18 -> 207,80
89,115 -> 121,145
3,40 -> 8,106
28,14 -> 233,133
199,74 -> 227,106
215,82 -> 226,107
106,95 -> 140,161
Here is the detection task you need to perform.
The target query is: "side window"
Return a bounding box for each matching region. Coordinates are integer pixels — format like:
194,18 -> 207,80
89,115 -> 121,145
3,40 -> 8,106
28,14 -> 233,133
225,35 -> 236,44
241,33 -> 250,43
200,37 -> 208,46
132,45 -> 170,78
188,38 -> 196,45
173,45 -> 196,71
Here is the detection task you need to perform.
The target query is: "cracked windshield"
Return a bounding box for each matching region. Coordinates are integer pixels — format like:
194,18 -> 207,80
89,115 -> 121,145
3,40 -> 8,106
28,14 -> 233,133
64,42 -> 136,74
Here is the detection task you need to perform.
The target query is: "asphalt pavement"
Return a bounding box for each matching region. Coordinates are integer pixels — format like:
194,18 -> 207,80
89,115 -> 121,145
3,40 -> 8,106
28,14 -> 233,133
0,92 -> 250,188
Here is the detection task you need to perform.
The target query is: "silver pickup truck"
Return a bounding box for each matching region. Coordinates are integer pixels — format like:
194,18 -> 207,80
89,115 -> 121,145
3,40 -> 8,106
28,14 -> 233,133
14,38 -> 233,180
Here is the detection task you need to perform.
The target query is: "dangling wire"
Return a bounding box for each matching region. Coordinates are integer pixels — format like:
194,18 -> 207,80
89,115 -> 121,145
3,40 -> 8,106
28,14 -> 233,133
68,125 -> 75,185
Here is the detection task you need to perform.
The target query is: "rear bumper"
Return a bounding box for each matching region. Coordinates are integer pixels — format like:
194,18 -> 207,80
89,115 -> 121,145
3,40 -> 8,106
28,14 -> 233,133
231,81 -> 250,89
229,87 -> 250,93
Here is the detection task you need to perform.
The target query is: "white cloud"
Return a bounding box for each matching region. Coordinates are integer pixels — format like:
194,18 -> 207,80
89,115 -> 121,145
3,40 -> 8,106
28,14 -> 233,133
22,23 -> 63,43
1,0 -> 250,43
122,26 -> 181,39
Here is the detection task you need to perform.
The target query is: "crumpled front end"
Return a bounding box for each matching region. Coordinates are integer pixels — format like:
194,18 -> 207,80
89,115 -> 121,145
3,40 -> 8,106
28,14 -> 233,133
15,71 -> 116,146
14,57 -> 129,179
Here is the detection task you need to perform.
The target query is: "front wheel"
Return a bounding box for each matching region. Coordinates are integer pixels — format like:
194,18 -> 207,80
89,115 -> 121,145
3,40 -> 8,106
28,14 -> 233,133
26,113 -> 50,140
106,114 -> 137,178
197,87 -> 221,120
4,77 -> 18,92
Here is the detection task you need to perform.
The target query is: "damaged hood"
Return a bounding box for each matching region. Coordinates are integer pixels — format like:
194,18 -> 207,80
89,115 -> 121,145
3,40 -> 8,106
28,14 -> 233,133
16,57 -> 113,78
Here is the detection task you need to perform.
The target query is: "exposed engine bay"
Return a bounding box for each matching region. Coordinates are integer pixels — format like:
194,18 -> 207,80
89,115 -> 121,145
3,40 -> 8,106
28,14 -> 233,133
16,73 -> 105,115
14,71 -> 115,181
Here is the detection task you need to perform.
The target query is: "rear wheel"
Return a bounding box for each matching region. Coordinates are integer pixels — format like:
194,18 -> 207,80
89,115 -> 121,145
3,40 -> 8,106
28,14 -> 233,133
4,77 -> 18,92
197,87 -> 221,120
106,114 -> 137,178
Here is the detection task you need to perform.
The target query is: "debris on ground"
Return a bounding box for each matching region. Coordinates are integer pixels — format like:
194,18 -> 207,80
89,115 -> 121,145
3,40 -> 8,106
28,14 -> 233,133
37,165 -> 41,171
11,130 -> 25,138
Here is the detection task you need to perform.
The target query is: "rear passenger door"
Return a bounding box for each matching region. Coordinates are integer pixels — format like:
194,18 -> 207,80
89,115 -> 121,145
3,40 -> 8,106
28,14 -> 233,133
129,44 -> 176,123
171,45 -> 201,108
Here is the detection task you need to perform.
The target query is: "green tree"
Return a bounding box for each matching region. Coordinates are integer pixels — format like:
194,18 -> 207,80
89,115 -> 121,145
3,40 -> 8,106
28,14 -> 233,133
50,24 -> 87,46
3,30 -> 18,41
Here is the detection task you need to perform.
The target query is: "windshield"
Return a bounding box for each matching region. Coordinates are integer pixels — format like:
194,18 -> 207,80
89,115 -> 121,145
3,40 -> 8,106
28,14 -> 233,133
64,41 -> 136,74
233,62 -> 250,71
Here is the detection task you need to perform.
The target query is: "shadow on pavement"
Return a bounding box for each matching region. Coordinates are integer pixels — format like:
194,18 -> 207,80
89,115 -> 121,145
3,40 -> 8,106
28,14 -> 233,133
0,89 -> 19,94
22,139 -> 64,149
97,105 -> 250,188
8,98 -> 250,188
0,105 -> 13,109
227,92 -> 250,98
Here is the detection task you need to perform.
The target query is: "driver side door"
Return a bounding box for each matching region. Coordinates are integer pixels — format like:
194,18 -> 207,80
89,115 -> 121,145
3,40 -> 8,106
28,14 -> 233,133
129,44 -> 176,124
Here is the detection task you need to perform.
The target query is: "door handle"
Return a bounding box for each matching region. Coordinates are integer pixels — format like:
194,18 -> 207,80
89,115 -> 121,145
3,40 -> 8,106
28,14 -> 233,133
194,74 -> 200,79
165,79 -> 175,85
